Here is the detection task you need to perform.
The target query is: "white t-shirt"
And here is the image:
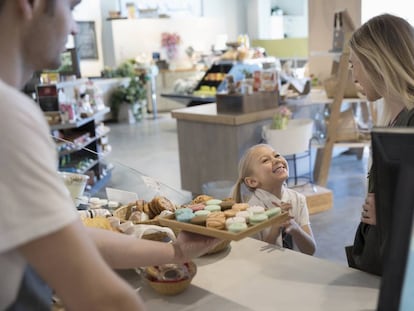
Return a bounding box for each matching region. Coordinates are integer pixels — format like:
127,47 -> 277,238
247,187 -> 310,248
0,80 -> 78,309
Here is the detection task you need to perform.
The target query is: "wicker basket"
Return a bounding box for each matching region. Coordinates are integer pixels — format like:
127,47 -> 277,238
145,261 -> 197,296
112,204 -> 160,225
204,240 -> 231,255
113,205 -> 174,241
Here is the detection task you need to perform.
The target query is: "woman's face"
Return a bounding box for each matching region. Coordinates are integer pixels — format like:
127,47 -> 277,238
349,51 -> 381,101
246,145 -> 289,189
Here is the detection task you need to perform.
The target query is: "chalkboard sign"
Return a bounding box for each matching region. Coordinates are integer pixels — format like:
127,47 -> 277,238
74,21 -> 98,60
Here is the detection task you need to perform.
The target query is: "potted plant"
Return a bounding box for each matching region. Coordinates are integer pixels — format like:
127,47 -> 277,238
105,60 -> 148,123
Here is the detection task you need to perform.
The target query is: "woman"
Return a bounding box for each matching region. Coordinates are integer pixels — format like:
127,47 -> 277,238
346,13 -> 414,275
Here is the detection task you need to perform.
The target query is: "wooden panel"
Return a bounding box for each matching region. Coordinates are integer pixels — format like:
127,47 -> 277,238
294,184 -> 333,214
176,116 -> 273,194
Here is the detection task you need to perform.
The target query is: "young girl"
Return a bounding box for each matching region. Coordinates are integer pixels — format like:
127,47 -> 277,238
232,144 -> 316,255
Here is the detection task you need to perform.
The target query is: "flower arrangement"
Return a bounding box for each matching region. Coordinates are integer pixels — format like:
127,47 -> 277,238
271,105 -> 292,129
161,32 -> 181,60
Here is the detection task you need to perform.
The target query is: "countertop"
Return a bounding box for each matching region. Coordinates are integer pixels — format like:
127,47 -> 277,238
171,103 -> 279,126
120,238 -> 380,311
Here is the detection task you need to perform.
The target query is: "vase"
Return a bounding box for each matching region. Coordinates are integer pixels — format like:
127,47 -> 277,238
117,102 -> 142,124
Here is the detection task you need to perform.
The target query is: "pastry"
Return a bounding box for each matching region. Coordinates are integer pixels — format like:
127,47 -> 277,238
247,205 -> 265,215
224,209 -> 237,218
191,194 -> 213,204
249,213 -> 268,225
190,215 -> 208,226
128,211 -> 149,223
205,204 -> 221,212
265,207 -> 281,218
149,196 -> 176,219
225,216 -> 246,229
227,222 -> 248,233
188,203 -> 206,212
194,210 -> 211,216
176,211 -> 194,223
206,211 -> 226,230
236,211 -> 251,223
206,199 -> 222,206
232,203 -> 249,211
220,198 -> 235,210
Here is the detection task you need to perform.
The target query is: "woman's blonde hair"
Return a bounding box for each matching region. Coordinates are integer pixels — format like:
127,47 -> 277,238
349,14 -> 414,125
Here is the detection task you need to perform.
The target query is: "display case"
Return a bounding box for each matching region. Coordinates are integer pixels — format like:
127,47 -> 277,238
162,58 -> 279,106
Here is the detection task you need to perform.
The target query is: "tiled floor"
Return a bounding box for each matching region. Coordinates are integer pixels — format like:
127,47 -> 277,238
106,112 -> 369,265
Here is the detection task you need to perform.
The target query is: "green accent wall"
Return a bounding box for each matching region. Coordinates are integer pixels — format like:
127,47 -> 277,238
252,38 -> 308,59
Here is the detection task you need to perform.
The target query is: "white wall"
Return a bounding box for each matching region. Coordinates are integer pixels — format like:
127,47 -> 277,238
362,0 -> 414,23
110,17 -> 227,65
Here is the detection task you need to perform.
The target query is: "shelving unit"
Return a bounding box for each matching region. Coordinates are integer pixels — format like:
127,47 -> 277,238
312,10 -> 366,187
50,108 -> 112,195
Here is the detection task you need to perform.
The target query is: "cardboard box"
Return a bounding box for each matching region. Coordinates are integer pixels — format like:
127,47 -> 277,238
292,184 -> 333,214
216,91 -> 279,114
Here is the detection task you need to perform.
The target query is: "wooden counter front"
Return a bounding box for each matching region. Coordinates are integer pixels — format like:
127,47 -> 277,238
172,104 -> 278,194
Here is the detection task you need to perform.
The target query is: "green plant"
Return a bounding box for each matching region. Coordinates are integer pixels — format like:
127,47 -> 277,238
106,60 -> 149,121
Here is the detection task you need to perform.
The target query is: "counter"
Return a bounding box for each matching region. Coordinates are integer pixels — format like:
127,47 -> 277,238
171,103 -> 280,194
120,238 -> 380,311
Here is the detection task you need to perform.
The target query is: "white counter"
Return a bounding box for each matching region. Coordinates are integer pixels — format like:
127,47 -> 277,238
120,238 -> 380,311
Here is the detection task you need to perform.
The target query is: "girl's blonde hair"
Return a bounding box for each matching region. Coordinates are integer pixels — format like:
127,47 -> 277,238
231,144 -> 276,203
349,14 -> 414,125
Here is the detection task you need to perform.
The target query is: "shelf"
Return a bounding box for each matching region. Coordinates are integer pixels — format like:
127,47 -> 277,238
50,107 -> 110,130
85,170 -> 112,196
57,138 -> 97,156
59,159 -> 99,175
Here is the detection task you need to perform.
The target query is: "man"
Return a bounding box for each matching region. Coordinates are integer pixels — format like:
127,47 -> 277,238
0,1 -> 219,310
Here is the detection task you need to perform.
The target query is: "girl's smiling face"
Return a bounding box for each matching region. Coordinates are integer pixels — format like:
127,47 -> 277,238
244,145 -> 289,191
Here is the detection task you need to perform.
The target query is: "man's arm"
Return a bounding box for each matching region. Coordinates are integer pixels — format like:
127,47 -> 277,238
86,227 -> 221,269
19,220 -> 146,311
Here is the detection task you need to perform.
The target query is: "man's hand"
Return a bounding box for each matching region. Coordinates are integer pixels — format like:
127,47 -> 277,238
173,231 -> 222,262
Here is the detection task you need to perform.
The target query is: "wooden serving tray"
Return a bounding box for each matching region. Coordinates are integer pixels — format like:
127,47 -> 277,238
158,212 -> 290,241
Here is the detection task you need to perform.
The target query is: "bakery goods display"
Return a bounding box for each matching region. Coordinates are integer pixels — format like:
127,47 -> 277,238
159,195 -> 290,241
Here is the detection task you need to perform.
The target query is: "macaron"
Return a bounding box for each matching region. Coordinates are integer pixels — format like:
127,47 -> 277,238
194,209 -> 211,216
205,204 -> 221,212
249,213 -> 268,225
227,222 -> 248,233
206,199 -> 222,206
265,207 -> 281,218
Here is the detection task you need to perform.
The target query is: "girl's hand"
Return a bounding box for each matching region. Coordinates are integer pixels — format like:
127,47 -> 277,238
361,193 -> 376,225
272,201 -> 292,213
282,219 -> 300,234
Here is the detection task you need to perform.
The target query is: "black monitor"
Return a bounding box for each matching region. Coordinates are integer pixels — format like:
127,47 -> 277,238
372,127 -> 414,310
